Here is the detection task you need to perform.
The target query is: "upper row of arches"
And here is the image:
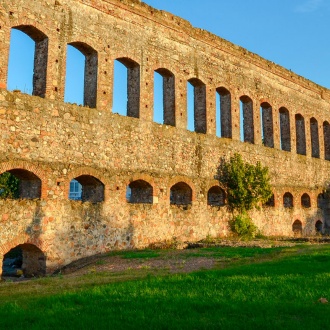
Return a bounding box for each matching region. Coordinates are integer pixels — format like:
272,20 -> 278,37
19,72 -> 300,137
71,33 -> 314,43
6,26 -> 330,160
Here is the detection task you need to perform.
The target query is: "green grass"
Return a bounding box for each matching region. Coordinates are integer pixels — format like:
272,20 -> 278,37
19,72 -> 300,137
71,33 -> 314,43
1,245 -> 330,329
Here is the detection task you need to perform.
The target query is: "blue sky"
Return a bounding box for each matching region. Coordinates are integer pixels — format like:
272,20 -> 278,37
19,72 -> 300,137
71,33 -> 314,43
6,0 -> 330,134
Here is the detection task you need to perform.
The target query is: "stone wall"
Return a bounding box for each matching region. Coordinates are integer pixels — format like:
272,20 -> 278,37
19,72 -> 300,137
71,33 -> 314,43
1,0 -> 330,275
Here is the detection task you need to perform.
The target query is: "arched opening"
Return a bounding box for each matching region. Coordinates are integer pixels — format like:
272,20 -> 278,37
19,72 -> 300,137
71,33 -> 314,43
315,220 -> 323,233
69,175 -> 104,203
207,186 -> 226,206
170,182 -> 192,206
292,220 -> 302,237
317,193 -> 330,228
323,121 -> 330,161
113,58 -> 140,118
301,193 -> 311,208
154,68 -> 175,126
283,192 -> 293,208
7,26 -> 48,97
127,180 -> 153,204
310,118 -> 320,158
240,95 -> 254,143
187,78 -> 207,134
295,114 -> 306,155
2,244 -> 46,278
0,169 -> 41,199
65,42 -> 98,108
260,102 -> 274,147
216,87 -> 232,138
264,194 -> 275,207
279,107 -> 291,151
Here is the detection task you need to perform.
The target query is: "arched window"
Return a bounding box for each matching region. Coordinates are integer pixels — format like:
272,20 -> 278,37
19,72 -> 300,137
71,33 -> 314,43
295,114 -> 306,155
279,107 -> 291,151
2,244 -> 46,278
240,95 -> 254,143
216,87 -> 232,138
0,169 -> 41,199
264,194 -> 275,207
65,42 -> 98,108
301,193 -> 311,208
323,121 -> 330,161
154,68 -> 175,126
260,102 -> 274,147
207,186 -> 226,206
127,180 -> 153,204
69,175 -> 104,203
170,182 -> 192,206
315,220 -> 323,233
310,118 -> 320,158
283,192 -> 293,208
7,26 -> 48,97
187,78 -> 206,134
113,58 -> 140,118
292,220 -> 302,237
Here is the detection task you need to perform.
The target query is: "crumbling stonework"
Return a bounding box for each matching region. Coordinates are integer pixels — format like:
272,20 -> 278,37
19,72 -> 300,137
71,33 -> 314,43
1,0 -> 330,275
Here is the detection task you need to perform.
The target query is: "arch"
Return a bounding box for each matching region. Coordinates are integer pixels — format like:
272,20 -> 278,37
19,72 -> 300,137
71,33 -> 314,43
323,121 -> 330,161
279,107 -> 291,151
264,193 -> 275,207
292,220 -> 302,237
315,220 -> 323,233
70,175 -> 104,203
65,42 -> 98,108
188,78 -> 207,134
240,95 -> 254,143
154,68 -> 175,126
301,193 -> 311,208
8,25 -> 48,97
0,169 -> 41,199
170,182 -> 192,206
260,102 -> 274,147
283,192 -> 293,208
317,193 -> 326,209
310,118 -> 320,158
127,180 -> 153,204
2,243 -> 46,278
114,57 -> 140,118
216,87 -> 232,138
295,114 -> 306,155
207,186 -> 226,206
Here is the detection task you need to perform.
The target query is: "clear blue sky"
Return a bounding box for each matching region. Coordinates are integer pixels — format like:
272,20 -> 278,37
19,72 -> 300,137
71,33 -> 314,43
143,0 -> 330,89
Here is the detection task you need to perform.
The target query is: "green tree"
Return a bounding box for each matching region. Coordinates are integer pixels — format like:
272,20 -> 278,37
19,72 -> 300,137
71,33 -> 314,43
0,172 -> 19,199
218,153 -> 272,238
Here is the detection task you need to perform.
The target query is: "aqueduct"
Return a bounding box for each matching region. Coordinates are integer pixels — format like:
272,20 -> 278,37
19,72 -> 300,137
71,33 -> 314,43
1,0 -> 330,276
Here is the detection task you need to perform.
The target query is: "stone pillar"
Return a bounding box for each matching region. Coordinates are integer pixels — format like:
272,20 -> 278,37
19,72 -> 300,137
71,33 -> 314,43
206,85 -> 216,135
0,25 -> 11,89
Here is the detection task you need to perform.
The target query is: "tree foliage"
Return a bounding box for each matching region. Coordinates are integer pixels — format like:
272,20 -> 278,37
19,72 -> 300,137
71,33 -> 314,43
218,153 -> 272,213
0,172 -> 19,199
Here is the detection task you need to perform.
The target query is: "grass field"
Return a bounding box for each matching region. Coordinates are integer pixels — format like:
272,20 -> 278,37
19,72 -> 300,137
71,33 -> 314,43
0,244 -> 330,329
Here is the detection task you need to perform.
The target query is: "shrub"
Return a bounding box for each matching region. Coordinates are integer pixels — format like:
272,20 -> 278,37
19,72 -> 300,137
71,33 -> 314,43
230,213 -> 258,239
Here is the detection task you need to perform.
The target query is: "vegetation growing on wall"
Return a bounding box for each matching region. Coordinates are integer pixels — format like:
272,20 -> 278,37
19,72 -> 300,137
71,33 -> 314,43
0,172 -> 19,199
218,153 -> 272,238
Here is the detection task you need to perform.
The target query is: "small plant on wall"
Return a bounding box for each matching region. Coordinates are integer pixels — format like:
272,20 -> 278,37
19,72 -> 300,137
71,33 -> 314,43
218,153 -> 272,239
0,172 -> 19,199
